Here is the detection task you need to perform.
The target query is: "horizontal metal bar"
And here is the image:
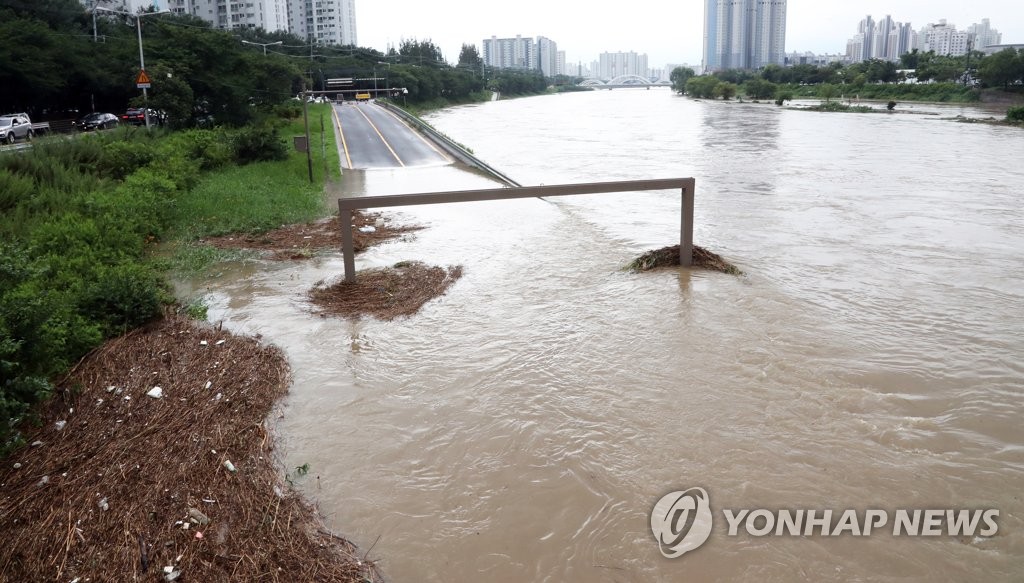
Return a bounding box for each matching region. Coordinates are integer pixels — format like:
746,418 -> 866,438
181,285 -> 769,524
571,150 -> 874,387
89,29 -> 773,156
338,178 -> 693,210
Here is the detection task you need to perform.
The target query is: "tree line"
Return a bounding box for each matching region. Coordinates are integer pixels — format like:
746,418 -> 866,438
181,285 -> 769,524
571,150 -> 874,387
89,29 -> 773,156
670,48 -> 1024,102
0,0 -> 549,125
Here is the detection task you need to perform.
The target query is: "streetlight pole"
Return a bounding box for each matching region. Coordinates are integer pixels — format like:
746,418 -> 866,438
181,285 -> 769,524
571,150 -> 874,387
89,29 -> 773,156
95,7 -> 168,130
241,40 -> 283,56
377,61 -> 391,100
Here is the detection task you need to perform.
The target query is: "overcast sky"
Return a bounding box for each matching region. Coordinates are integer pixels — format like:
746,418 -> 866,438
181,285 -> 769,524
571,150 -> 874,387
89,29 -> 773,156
356,0 -> 1022,68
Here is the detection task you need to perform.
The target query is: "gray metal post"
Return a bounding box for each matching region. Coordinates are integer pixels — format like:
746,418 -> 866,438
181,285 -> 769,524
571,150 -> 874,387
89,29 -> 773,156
136,16 -> 150,130
339,204 -> 355,283
680,180 -> 694,266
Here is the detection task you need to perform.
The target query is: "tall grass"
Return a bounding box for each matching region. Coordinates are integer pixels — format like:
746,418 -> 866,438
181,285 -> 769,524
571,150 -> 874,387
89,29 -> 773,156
172,104 -> 338,240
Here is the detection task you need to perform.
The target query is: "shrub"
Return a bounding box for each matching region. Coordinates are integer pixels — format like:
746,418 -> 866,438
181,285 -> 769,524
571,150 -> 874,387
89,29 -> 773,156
233,125 -> 288,165
0,171 -> 35,214
162,129 -> 233,171
1007,106 -> 1024,123
97,140 -> 157,180
80,263 -> 166,335
273,102 -> 303,120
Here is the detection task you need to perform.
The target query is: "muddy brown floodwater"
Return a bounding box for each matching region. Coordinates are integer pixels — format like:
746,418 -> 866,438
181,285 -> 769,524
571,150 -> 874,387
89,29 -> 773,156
178,91 -> 1024,582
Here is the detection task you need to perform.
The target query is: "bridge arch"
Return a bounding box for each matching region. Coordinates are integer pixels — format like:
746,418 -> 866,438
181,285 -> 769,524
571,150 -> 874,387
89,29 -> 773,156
608,74 -> 651,85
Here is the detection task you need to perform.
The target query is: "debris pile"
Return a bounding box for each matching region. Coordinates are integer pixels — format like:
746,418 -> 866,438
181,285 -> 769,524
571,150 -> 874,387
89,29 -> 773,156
203,211 -> 420,260
0,316 -> 379,582
628,244 -> 742,275
309,261 -> 464,320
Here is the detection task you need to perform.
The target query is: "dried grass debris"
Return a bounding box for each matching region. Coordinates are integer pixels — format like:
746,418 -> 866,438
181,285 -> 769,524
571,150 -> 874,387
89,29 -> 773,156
309,261 -> 463,321
628,244 -> 742,275
203,211 -> 420,260
0,315 -> 379,583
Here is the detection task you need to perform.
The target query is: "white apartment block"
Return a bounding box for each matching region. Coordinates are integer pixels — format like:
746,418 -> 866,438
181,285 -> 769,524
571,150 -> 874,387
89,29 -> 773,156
847,15 -> 915,63
289,0 -> 357,46
167,0 -> 289,32
82,0 -> 165,11
536,37 -> 558,77
968,19 -> 1002,50
703,0 -> 787,71
87,0 -> 357,43
597,51 -> 649,80
917,20 -> 970,56
482,35 -> 536,70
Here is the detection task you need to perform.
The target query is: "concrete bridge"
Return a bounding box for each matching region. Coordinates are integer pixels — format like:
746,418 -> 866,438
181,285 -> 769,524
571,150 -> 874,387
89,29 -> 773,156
580,75 -> 672,89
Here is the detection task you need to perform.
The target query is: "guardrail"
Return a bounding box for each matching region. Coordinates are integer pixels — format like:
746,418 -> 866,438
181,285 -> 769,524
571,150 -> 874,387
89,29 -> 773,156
338,178 -> 695,283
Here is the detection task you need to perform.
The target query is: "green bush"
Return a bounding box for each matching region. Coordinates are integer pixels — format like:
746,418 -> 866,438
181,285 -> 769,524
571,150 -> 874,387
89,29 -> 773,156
80,263 -> 165,335
233,125 -> 288,165
162,129 -> 233,171
273,102 -> 303,120
1007,106 -> 1024,122
0,171 -> 35,214
98,140 -> 157,180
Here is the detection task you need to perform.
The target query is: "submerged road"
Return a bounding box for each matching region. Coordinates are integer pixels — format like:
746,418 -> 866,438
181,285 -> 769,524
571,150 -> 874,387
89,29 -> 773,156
333,101 -> 450,169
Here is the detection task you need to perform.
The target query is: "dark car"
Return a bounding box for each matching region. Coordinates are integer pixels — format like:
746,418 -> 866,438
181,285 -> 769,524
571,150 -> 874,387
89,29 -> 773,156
74,112 -> 119,131
122,108 -> 164,126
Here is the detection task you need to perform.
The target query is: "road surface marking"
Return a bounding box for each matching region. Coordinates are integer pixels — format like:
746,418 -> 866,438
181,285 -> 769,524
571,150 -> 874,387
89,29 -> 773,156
353,104 -> 404,167
379,106 -> 452,163
332,104 -> 353,169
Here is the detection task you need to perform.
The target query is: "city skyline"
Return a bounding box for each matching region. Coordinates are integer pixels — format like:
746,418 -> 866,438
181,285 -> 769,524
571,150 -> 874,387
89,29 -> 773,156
357,0 -> 1022,68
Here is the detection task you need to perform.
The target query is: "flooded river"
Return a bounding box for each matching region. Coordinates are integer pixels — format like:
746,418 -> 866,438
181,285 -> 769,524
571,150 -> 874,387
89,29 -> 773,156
192,90 -> 1023,581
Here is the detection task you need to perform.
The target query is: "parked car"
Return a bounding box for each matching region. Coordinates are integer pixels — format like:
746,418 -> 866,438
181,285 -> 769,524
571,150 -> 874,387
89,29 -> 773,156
74,112 -> 119,131
122,108 -> 164,126
0,114 -> 34,144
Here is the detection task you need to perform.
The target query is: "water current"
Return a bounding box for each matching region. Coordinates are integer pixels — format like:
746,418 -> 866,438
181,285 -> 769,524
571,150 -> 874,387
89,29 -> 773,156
186,90 -> 1024,581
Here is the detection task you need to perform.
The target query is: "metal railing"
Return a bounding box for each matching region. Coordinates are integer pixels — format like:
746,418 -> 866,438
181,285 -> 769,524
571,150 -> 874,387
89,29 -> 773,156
337,178 -> 695,283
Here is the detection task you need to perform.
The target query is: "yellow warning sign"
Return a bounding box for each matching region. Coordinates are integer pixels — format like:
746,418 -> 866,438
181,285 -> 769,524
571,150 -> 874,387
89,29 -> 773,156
136,69 -> 151,88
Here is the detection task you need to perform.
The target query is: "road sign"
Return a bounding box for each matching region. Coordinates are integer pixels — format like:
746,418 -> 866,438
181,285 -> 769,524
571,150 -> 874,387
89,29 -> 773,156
136,69 -> 151,89
327,78 -> 353,86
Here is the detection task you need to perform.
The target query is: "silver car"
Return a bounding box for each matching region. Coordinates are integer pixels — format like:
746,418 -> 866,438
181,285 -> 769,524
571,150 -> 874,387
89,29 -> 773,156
0,115 -> 33,144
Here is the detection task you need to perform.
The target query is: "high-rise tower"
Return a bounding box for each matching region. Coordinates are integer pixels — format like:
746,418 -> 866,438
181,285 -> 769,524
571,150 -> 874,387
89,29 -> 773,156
703,0 -> 786,72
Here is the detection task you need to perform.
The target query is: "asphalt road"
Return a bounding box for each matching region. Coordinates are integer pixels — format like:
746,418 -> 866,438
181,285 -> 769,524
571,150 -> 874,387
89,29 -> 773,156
334,101 -> 450,169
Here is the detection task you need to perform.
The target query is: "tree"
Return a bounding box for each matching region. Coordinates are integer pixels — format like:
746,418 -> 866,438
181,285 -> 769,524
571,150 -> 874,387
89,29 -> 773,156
399,39 -> 445,66
670,67 -> 695,94
866,59 -> 897,83
457,44 -> 482,70
685,76 -> 719,99
713,82 -> 737,100
760,63 -> 785,84
819,83 -> 838,102
743,78 -> 777,100
978,48 -> 1024,89
900,49 -> 921,70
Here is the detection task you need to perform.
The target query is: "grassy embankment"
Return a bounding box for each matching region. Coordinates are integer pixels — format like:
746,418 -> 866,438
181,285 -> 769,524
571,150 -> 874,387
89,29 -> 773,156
0,104 -> 339,453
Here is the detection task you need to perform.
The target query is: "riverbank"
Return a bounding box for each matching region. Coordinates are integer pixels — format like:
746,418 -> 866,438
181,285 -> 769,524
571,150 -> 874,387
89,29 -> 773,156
0,106 -> 387,579
0,315 -> 380,582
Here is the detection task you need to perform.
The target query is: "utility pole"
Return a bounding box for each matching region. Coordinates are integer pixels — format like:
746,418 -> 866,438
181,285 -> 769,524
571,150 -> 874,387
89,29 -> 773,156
302,81 -> 313,183
95,7 -> 168,130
